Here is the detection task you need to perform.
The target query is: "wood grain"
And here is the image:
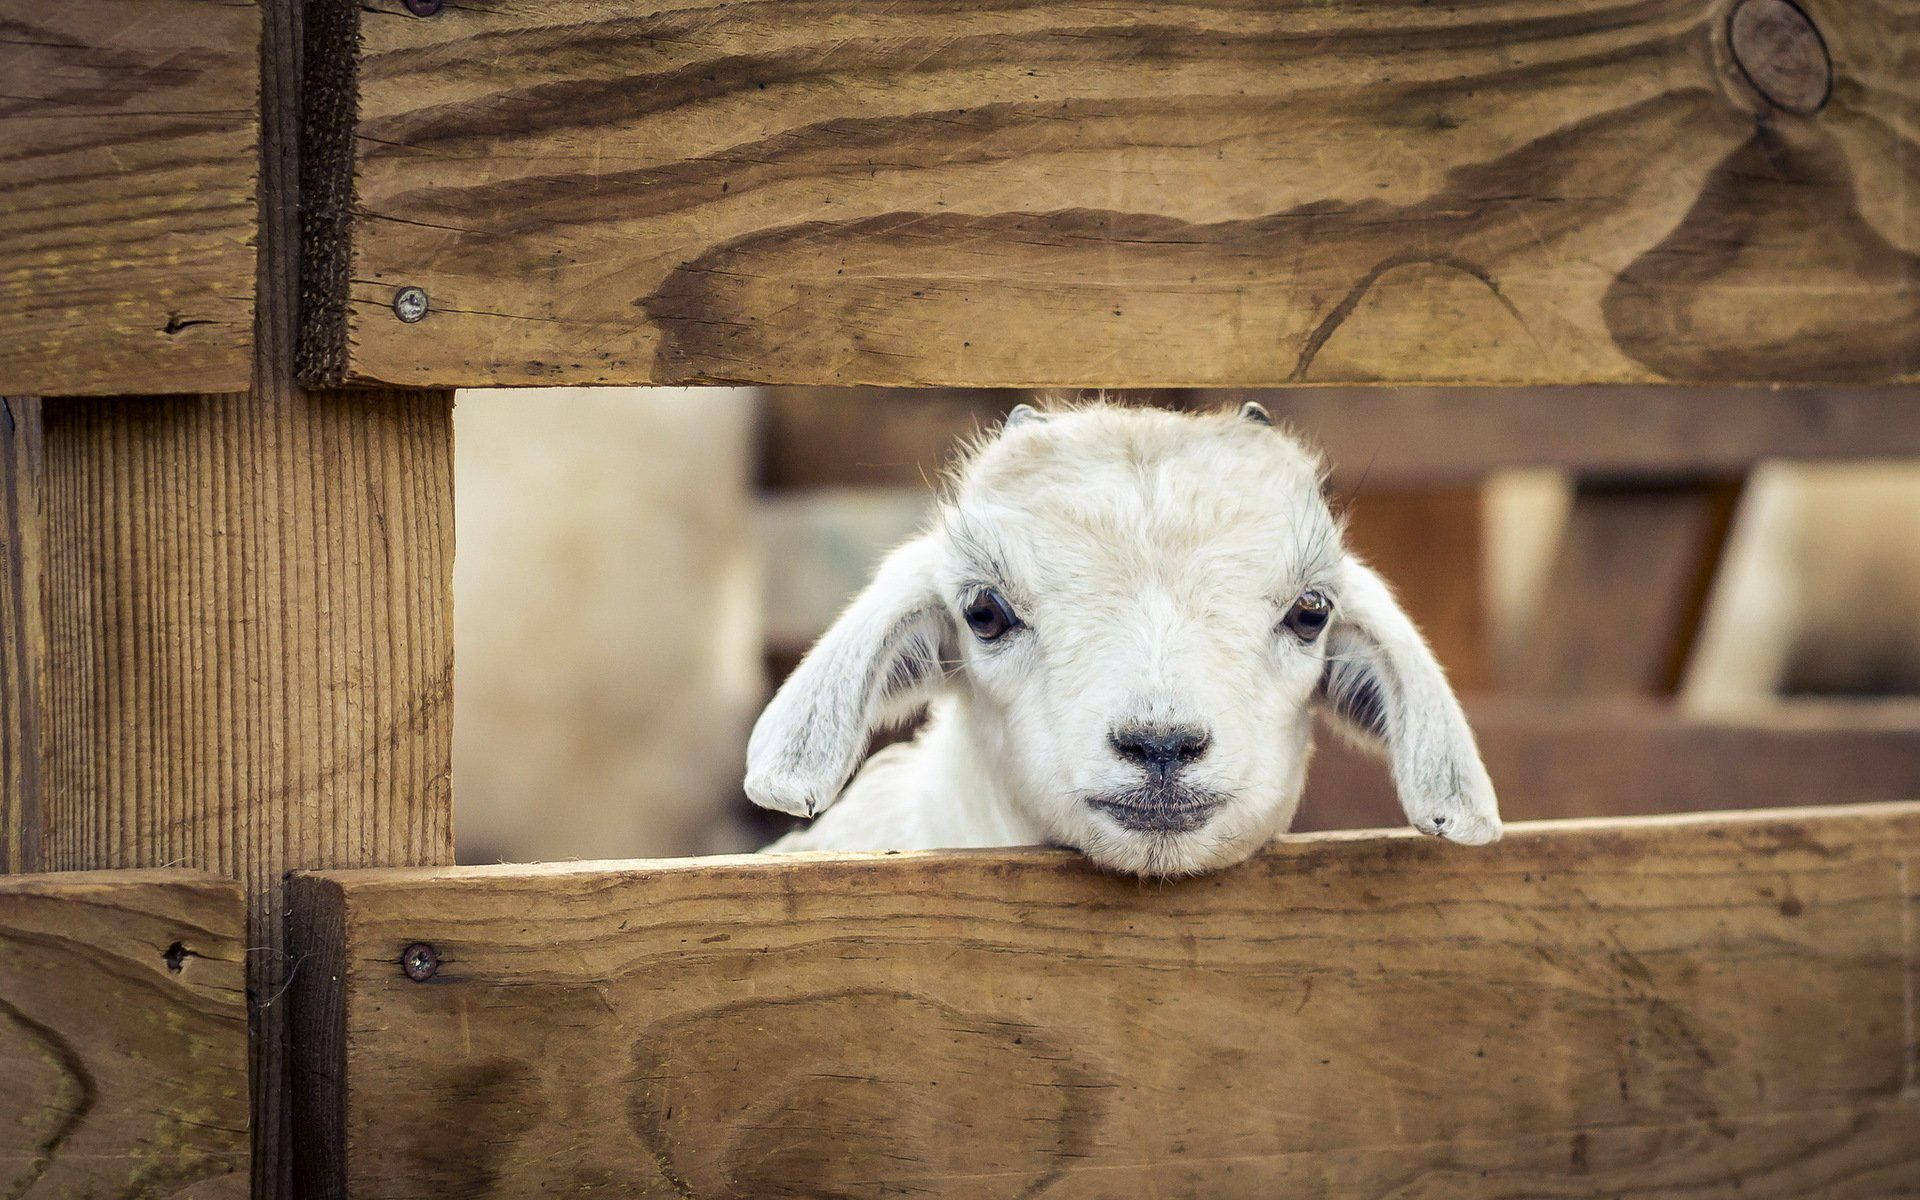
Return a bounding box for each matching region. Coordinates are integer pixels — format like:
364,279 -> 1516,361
0,0 -> 258,396
302,0 -> 1918,389
289,803 -> 1920,1198
35,391 -> 457,1198
1519,477 -> 1743,695
2,397 -> 45,874
0,869 -> 247,1199
1297,697 -> 1920,831
759,387 -> 1920,491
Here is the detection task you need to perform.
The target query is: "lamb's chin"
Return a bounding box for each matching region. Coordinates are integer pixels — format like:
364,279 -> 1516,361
1073,822 -> 1270,879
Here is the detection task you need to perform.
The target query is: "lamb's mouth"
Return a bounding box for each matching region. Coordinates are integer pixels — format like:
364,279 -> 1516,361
1085,785 -> 1227,834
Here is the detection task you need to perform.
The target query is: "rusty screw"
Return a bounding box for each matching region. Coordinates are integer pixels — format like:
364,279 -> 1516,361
1728,0 -> 1830,116
392,285 -> 429,324
400,942 -> 440,982
403,0 -> 442,16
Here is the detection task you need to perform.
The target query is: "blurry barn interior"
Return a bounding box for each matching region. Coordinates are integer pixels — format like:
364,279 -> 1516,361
454,388 -> 1920,865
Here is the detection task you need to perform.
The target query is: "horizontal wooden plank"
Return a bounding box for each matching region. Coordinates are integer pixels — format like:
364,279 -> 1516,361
291,803 -> 1920,1198
0,870 -> 248,1199
1297,698 -> 1920,830
0,0 -> 259,396
758,387 -> 1920,490
304,0 -> 1919,389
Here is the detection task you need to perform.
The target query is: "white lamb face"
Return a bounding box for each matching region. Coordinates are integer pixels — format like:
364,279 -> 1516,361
747,402 -> 1501,876
936,409 -> 1335,874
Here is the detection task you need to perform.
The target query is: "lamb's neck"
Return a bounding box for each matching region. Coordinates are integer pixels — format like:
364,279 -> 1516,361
909,696 -> 1050,849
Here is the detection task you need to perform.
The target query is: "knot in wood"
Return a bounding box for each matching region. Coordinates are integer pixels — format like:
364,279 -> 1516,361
1728,0 -> 1831,116
403,0 -> 443,16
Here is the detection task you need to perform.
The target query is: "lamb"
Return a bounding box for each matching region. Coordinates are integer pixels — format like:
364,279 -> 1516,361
746,400 -> 1501,877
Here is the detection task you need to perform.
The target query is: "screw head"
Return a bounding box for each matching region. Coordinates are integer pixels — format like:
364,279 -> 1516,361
392,286 -> 429,324
400,942 -> 440,981
403,0 -> 443,16
1728,0 -> 1830,115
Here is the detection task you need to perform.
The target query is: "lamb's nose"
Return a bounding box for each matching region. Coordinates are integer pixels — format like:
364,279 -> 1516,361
1109,724 -> 1211,778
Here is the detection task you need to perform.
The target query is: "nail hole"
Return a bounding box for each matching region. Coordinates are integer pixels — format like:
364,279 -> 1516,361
163,942 -> 190,973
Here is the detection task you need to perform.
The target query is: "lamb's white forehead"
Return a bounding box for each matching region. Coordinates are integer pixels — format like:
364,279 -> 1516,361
939,405 -> 1339,595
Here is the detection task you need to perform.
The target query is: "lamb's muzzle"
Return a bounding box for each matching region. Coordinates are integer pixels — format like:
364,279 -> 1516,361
746,400 -> 1502,876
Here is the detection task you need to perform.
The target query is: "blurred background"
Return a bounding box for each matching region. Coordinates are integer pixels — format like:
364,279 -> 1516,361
453,388 -> 1920,865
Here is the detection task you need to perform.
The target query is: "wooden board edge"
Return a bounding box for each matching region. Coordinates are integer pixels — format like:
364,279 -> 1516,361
0,866 -> 241,898
297,0 -> 361,389
1,395 -> 45,873
288,873 -> 350,1200
290,799 -> 1920,889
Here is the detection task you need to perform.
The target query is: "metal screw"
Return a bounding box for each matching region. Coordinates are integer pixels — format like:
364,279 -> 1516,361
403,0 -> 443,16
400,942 -> 440,981
392,285 -> 429,324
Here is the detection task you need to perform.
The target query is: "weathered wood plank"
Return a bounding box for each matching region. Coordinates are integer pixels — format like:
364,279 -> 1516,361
758,387 -> 1920,491
291,803 -> 1920,1199
0,870 -> 247,1199
1297,698 -> 1920,831
303,0 -> 1918,389
1518,477 -> 1743,695
1,397 -> 45,874
0,0 -> 259,396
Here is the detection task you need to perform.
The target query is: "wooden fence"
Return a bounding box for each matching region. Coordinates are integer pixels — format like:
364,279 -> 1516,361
2,0 -> 1917,1196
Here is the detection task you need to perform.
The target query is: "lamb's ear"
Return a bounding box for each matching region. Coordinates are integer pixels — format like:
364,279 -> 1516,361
746,536 -> 952,819
1316,556 -> 1502,844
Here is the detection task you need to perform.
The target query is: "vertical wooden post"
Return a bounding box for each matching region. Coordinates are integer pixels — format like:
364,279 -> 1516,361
29,2 -> 456,1197
36,392 -> 454,1196
2,395 -> 46,875
1518,478 -> 1743,696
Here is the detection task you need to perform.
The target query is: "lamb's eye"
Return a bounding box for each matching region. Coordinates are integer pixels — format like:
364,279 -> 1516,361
1282,589 -> 1332,641
963,589 -> 1019,642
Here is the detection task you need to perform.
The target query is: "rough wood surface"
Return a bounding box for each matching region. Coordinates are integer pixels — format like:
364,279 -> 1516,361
759,387 -> 1920,491
1519,478 -> 1743,695
0,0 -> 258,396
1,397 -> 45,874
291,803 -> 1920,1199
303,0 -> 1918,389
0,870 -> 247,1198
1297,698 -> 1920,831
36,391 -> 457,1198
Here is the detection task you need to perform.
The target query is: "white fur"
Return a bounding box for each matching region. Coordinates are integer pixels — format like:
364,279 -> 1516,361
746,402 -> 1501,876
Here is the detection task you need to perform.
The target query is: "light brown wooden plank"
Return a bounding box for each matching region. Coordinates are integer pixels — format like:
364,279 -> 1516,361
291,803 -> 1920,1198
303,0 -> 1918,389
0,869 -> 247,1198
1518,477 -> 1743,695
1,397 -> 45,874
758,387 -> 1920,491
36,390 -> 457,1199
0,0 -> 258,396
1297,698 -> 1920,831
